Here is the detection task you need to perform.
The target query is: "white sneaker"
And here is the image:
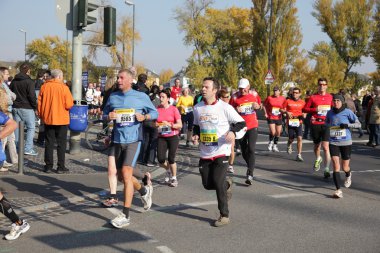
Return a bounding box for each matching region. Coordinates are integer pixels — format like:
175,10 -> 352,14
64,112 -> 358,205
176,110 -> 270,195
268,141 -> 273,151
3,161 -> 14,168
110,213 -> 130,228
344,173 -> 352,188
5,220 -> 30,240
0,167 -> 9,172
296,154 -> 304,162
141,185 -> 153,210
287,144 -> 293,154
272,144 -> 279,152
164,171 -> 171,184
227,165 -> 234,174
333,189 -> 343,198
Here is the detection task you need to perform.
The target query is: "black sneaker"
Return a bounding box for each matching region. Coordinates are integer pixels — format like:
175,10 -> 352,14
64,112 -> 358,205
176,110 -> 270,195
43,166 -> 52,173
57,167 -> 69,174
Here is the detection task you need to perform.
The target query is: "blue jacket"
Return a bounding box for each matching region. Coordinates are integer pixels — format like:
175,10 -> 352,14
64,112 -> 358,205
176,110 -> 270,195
325,108 -> 360,146
103,89 -> 158,144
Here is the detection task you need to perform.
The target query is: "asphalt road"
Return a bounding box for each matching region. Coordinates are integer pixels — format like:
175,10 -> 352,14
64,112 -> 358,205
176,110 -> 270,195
1,122 -> 379,253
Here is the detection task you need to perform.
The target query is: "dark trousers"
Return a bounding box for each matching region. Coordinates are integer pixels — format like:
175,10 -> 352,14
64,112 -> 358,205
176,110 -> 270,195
44,125 -> 68,169
199,156 -> 229,217
303,113 -> 312,139
239,127 -> 258,176
369,124 -> 380,145
140,124 -> 158,164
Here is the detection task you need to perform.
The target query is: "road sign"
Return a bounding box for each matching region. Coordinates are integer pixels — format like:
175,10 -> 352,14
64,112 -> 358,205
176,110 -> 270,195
265,70 -> 275,85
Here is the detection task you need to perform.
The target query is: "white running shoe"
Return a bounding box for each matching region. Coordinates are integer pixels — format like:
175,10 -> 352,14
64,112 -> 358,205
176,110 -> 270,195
344,173 -> 352,188
227,165 -> 234,174
333,189 -> 343,198
268,141 -> 274,151
164,171 -> 171,184
272,144 -> 279,152
296,154 -> 304,162
141,185 -> 153,210
110,213 -> 130,228
287,144 -> 293,154
5,220 -> 30,240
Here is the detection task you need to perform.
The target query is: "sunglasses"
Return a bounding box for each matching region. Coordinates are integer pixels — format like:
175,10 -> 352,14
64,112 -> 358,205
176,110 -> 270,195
318,83 -> 327,86
222,96 -> 230,99
293,92 -> 300,94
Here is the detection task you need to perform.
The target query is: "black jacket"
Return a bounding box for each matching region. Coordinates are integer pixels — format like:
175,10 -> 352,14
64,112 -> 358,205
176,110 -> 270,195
132,82 -> 149,95
10,73 -> 37,110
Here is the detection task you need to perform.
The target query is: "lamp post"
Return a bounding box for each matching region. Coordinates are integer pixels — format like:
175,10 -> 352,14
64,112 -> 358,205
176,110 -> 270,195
19,29 -> 27,61
125,0 -> 135,66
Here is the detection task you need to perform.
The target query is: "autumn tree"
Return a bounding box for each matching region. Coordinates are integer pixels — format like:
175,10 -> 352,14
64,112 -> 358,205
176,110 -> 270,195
370,1 -> 380,69
26,36 -> 72,79
312,0 -> 375,81
159,69 -> 175,84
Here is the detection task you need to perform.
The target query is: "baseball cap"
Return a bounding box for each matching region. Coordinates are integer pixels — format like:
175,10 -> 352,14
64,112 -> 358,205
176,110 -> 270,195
238,78 -> 250,89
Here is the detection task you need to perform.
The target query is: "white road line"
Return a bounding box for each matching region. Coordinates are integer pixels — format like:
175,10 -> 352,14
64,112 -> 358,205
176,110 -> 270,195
255,140 -> 368,145
269,193 -> 317,198
157,246 -> 176,253
254,178 -> 293,191
352,169 -> 380,173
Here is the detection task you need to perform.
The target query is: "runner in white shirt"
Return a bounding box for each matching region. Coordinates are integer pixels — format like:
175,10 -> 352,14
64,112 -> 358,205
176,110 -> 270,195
192,77 -> 246,227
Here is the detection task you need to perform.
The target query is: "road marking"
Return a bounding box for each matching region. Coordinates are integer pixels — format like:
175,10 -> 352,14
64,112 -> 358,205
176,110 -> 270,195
157,246 -> 176,253
352,169 -> 380,173
269,193 -> 317,198
254,178 -> 293,191
255,140 -> 368,145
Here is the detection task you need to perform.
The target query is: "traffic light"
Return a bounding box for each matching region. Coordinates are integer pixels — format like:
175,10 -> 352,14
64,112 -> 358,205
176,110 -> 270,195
78,0 -> 99,28
104,7 -> 116,46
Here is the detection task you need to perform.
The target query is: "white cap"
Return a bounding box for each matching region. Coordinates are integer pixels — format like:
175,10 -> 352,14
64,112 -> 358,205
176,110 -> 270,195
238,78 -> 250,89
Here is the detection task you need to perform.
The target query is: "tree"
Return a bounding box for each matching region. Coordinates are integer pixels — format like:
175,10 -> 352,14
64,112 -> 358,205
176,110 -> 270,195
370,1 -> 380,69
289,53 -> 315,93
26,36 -> 72,79
159,69 -> 175,84
312,0 -> 375,81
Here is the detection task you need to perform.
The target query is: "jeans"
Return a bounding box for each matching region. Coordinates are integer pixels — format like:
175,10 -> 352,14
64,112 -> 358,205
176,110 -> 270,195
239,127 -> 258,176
1,114 -> 18,163
44,125 -> 68,169
12,108 -> 36,152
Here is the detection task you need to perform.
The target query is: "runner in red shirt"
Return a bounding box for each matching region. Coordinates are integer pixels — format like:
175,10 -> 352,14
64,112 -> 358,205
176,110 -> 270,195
303,78 -> 333,178
230,78 -> 261,185
263,86 -> 286,152
170,78 -> 182,104
281,87 -> 306,161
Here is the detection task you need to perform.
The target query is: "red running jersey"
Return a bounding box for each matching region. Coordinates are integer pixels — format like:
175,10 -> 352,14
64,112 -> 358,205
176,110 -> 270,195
303,93 -> 333,125
230,93 -> 261,130
264,95 -> 286,120
283,98 -> 305,125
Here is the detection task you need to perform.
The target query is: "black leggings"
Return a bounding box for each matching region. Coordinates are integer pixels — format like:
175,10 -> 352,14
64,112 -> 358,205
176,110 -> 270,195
199,156 -> 229,217
157,135 -> 179,165
0,196 -> 19,223
239,127 -> 258,176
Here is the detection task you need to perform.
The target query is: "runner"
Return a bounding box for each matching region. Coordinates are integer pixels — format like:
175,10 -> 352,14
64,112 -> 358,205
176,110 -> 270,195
281,87 -> 306,161
0,109 -> 30,240
156,89 -> 183,187
193,77 -> 246,227
264,86 -> 286,152
325,94 -> 361,198
176,87 -> 194,147
230,78 -> 261,185
303,78 -> 333,178
103,69 -> 158,228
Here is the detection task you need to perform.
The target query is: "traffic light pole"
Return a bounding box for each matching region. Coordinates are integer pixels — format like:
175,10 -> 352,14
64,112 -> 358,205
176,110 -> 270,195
69,0 -> 83,154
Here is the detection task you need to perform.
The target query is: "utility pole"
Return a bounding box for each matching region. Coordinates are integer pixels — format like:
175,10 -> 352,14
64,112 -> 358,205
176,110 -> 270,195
267,0 -> 273,98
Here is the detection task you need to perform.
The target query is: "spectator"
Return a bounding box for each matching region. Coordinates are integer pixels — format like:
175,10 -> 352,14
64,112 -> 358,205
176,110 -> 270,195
38,69 -> 74,173
352,93 -> 364,138
10,62 -> 38,156
36,70 -> 51,146
133,73 -> 149,95
365,86 -> 380,147
0,67 -> 17,171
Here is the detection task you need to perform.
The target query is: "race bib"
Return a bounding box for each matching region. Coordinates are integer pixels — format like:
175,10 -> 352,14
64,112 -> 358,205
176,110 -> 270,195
200,129 -> 218,146
157,123 -> 172,135
184,107 -> 193,113
115,109 -> 135,126
240,103 -> 254,115
317,105 -> 331,116
288,118 -> 300,127
330,126 -> 347,140
271,107 -> 281,116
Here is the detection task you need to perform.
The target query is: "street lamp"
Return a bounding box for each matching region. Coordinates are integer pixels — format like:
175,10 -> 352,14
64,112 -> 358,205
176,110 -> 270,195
125,0 -> 135,66
19,29 -> 27,61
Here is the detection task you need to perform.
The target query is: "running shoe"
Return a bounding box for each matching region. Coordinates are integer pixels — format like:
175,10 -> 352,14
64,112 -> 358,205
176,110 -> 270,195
245,175 -> 253,186
110,213 -> 130,228
313,157 -> 323,171
24,149 -> 38,156
140,185 -> 153,210
3,161 -> 14,168
102,197 -> 119,207
227,165 -> 234,174
226,177 -> 233,201
164,171 -> 171,184
344,173 -> 352,188
287,144 -> 293,154
214,216 -> 230,227
272,144 -> 279,152
268,141 -> 273,151
333,189 -> 343,198
169,178 -> 178,187
0,167 -> 9,172
5,220 -> 30,240
323,169 -> 331,179
296,154 -> 304,162
235,148 -> 242,156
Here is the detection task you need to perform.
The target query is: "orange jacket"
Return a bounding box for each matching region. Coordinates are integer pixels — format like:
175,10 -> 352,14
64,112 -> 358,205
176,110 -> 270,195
38,79 -> 73,125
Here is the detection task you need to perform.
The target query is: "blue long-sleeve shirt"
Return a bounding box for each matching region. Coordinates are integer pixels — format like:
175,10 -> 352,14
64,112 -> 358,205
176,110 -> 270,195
325,108 -> 361,146
103,89 -> 158,144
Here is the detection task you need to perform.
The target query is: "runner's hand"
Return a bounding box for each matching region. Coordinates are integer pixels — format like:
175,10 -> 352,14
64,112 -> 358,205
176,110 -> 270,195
109,111 -> 117,120
135,113 -> 145,122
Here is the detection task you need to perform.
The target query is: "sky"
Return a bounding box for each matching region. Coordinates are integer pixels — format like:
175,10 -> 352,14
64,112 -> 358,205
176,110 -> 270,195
0,0 -> 376,75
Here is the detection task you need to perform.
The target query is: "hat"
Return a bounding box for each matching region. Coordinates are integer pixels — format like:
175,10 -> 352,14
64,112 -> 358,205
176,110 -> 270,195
238,78 -> 250,89
333,93 -> 345,103
273,86 -> 280,91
